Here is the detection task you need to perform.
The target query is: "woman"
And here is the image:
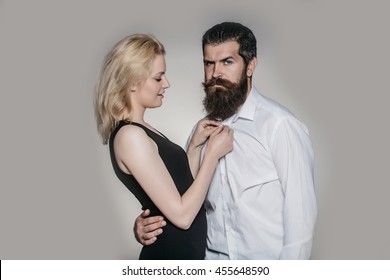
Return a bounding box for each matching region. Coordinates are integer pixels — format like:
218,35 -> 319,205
93,34 -> 233,259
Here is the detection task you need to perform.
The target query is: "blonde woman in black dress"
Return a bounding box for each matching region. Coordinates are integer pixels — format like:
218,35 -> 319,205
93,34 -> 233,259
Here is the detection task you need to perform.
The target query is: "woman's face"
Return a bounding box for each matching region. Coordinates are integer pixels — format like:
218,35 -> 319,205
132,54 -> 170,109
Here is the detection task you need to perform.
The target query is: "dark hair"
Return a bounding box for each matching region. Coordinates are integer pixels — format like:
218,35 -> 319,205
202,22 -> 257,65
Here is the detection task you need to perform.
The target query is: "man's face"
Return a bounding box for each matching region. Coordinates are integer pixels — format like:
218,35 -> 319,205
203,41 -> 245,84
202,41 -> 248,121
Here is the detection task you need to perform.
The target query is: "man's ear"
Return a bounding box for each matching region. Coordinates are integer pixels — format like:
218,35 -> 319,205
246,57 -> 258,77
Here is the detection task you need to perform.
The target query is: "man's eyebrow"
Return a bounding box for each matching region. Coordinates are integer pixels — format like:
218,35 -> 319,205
203,56 -> 234,63
220,56 -> 234,62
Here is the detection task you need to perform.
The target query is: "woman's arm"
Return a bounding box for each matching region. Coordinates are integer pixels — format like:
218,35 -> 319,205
115,124 -> 232,230
186,119 -> 221,177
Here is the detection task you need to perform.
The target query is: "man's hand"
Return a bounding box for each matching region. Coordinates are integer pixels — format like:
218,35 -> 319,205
134,209 -> 166,245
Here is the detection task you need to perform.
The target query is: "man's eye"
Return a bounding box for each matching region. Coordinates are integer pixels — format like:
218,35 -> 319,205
224,60 -> 233,65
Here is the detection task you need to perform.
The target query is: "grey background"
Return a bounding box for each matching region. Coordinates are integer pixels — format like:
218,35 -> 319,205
1,0 -> 389,259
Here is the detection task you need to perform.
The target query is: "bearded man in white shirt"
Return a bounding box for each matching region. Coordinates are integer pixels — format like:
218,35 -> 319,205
134,22 -> 317,259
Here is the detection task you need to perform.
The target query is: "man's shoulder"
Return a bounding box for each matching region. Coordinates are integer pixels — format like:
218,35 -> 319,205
252,89 -> 295,120
253,90 -> 310,136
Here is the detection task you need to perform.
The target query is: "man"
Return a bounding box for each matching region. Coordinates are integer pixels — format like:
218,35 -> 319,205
134,22 -> 317,259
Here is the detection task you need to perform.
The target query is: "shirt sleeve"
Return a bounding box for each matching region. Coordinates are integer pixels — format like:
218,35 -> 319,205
270,117 -> 317,259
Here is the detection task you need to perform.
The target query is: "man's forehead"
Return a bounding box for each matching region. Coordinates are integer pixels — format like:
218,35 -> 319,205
203,41 -> 240,59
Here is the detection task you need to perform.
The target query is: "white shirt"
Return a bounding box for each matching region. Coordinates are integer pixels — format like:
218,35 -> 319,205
188,87 -> 317,259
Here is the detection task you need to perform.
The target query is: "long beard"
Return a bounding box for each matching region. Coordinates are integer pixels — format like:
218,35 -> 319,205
202,72 -> 248,121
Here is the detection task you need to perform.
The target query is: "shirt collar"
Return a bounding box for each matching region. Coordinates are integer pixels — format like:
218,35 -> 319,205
231,86 -> 258,123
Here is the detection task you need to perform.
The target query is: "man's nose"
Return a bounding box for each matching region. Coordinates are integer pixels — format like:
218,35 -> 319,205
212,64 -> 222,79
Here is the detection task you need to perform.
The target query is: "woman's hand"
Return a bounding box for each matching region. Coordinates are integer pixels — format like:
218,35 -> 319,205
206,125 -> 234,159
188,119 -> 221,150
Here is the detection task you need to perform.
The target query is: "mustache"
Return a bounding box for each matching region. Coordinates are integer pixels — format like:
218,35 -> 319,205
203,78 -> 236,89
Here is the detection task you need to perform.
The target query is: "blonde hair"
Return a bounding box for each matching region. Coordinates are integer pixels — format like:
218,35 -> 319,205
93,34 -> 166,144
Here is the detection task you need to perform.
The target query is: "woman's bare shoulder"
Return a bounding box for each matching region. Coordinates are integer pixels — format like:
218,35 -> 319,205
114,124 -> 155,152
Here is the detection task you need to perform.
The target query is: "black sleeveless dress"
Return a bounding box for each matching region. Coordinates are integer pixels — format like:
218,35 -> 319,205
109,121 -> 207,259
